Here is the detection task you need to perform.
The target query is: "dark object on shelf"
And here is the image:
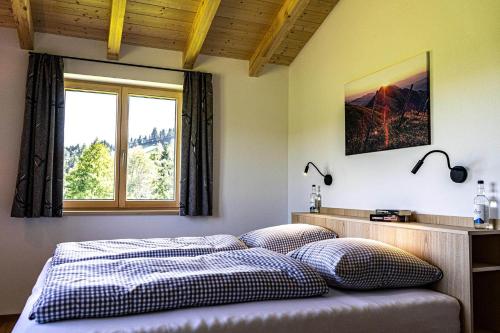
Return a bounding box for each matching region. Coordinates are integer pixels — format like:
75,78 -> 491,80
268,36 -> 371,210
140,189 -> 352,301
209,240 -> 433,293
304,162 -> 333,186
411,150 -> 468,183
376,209 -> 412,216
370,214 -> 410,222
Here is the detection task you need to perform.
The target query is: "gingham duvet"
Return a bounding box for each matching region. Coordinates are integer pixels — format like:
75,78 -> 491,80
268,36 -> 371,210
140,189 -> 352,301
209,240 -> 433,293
30,248 -> 328,323
51,235 -> 247,265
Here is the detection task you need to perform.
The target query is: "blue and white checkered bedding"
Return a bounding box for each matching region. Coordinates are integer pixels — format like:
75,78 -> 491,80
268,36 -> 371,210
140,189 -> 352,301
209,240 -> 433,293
30,248 -> 328,323
52,235 -> 247,265
239,224 -> 338,254
288,238 -> 443,290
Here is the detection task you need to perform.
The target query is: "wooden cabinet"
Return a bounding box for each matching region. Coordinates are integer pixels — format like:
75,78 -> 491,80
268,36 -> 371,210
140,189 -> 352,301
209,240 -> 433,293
471,234 -> 500,332
292,212 -> 500,333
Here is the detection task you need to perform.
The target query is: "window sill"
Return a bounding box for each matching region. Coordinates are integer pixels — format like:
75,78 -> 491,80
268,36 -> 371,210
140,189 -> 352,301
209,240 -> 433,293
63,208 -> 180,216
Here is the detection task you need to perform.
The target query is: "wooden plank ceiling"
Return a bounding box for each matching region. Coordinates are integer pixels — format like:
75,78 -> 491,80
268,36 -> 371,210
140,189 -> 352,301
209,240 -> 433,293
1,0 -> 339,76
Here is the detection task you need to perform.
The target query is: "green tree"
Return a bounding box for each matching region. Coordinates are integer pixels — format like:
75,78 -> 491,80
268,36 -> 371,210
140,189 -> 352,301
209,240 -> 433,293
127,147 -> 157,199
64,140 -> 114,199
159,129 -> 166,141
166,128 -> 175,143
152,143 -> 175,200
64,143 -> 85,174
150,127 -> 159,142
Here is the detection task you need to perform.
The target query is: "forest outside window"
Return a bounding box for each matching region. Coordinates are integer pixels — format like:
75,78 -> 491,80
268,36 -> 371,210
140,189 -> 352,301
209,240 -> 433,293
63,80 -> 181,211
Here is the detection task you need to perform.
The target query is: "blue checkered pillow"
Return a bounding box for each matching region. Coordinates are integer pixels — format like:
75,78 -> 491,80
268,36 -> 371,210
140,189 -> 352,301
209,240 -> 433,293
288,238 -> 443,290
239,224 -> 338,254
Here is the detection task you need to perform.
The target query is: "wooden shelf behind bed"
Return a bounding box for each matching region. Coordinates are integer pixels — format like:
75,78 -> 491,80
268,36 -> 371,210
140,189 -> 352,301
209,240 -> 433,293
292,210 -> 500,333
472,262 -> 500,273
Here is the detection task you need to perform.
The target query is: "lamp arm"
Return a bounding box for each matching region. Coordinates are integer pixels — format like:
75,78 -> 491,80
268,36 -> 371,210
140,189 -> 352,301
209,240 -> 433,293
306,162 -> 326,177
421,150 -> 452,170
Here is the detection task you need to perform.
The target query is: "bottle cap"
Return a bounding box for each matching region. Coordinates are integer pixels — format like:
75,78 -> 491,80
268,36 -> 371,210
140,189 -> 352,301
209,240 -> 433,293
478,180 -> 484,184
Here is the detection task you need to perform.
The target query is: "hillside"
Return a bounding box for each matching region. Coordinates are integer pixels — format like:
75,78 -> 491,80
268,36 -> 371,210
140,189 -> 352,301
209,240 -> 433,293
365,85 -> 429,114
345,84 -> 430,155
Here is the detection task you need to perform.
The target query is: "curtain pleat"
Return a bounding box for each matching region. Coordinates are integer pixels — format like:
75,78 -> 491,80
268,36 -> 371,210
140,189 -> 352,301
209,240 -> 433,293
179,72 -> 213,216
11,54 -> 65,218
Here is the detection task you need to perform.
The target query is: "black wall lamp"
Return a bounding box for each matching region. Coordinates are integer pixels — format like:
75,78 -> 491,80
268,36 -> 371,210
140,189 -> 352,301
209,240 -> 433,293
304,162 -> 333,186
411,150 -> 468,183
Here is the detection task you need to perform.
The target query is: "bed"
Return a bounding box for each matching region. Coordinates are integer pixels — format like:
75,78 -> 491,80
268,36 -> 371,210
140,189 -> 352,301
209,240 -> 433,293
13,258 -> 460,333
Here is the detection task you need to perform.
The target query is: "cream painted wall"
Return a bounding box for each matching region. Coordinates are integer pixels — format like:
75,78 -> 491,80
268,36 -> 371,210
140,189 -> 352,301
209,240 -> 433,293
288,0 -> 500,218
0,27 -> 289,314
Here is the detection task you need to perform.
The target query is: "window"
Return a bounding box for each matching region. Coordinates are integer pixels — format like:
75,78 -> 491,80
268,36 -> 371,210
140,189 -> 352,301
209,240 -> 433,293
63,80 -> 181,210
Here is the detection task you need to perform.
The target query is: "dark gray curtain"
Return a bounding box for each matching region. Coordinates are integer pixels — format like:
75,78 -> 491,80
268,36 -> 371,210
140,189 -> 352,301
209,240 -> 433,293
11,54 -> 65,218
179,72 -> 213,216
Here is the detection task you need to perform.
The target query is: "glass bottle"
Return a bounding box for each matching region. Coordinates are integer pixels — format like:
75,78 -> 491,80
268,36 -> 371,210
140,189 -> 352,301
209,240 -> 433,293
474,180 -> 492,229
309,185 -> 318,213
315,185 -> 322,213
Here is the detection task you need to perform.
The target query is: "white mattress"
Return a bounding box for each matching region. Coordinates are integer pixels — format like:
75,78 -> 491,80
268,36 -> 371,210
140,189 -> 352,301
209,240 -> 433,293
13,259 -> 461,333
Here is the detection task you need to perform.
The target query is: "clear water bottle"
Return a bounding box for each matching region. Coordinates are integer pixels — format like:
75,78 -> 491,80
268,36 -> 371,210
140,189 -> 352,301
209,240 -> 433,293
474,180 -> 492,229
309,185 -> 318,213
315,185 -> 322,213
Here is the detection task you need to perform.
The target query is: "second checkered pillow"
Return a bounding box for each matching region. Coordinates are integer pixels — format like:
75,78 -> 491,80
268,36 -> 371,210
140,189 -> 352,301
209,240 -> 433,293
239,224 -> 337,254
288,238 -> 443,290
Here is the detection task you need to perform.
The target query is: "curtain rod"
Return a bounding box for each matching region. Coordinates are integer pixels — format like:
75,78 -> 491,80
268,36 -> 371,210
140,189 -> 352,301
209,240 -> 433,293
28,52 -> 196,74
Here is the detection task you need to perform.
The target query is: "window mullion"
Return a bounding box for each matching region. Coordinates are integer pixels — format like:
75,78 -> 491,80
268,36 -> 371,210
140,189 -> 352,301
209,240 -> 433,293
117,87 -> 129,208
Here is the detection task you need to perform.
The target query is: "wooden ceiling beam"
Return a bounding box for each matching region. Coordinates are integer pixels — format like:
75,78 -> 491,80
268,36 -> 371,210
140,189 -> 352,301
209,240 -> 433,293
10,0 -> 34,49
182,0 -> 221,69
107,0 -> 127,60
249,0 -> 311,77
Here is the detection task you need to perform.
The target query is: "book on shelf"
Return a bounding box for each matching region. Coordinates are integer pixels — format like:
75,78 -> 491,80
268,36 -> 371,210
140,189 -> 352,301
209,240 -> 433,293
375,209 -> 412,216
370,214 -> 410,222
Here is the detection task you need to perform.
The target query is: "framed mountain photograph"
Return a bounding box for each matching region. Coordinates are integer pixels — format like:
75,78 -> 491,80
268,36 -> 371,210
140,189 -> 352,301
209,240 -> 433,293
345,52 -> 430,155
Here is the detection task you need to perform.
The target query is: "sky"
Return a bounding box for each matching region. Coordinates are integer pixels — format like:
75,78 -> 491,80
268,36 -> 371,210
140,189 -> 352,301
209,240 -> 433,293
345,52 -> 429,102
64,90 -> 177,147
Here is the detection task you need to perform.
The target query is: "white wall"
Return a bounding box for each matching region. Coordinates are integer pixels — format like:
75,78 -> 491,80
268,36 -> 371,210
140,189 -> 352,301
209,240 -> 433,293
0,27 -> 289,314
288,0 -> 500,218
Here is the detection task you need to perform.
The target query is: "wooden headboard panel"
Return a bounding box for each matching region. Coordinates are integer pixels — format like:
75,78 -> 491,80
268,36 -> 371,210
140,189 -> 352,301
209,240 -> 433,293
292,211 -> 500,333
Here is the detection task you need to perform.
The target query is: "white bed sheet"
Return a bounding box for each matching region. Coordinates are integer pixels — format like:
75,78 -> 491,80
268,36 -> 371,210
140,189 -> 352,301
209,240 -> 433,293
13,259 -> 460,333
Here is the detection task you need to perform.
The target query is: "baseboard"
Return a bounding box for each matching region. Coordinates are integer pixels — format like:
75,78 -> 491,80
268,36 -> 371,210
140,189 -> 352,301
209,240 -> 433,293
0,314 -> 19,333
